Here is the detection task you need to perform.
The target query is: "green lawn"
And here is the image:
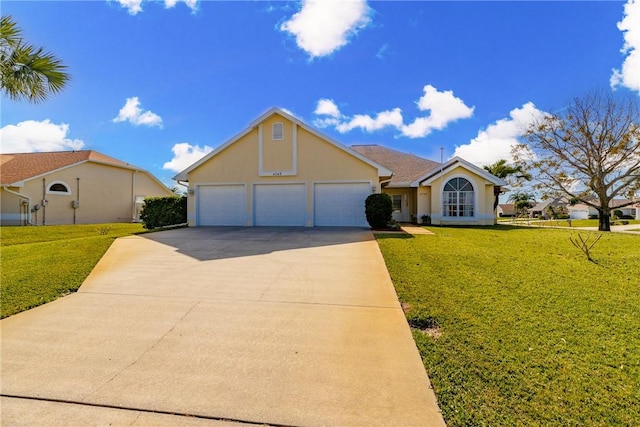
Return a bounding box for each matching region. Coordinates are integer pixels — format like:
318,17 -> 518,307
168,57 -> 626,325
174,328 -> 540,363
498,218 -> 640,228
376,226 -> 640,426
0,223 -> 145,318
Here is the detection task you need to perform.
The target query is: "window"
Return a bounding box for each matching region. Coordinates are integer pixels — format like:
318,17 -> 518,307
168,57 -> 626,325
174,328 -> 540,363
443,177 -> 474,217
392,195 -> 402,212
272,122 -> 284,140
47,181 -> 71,195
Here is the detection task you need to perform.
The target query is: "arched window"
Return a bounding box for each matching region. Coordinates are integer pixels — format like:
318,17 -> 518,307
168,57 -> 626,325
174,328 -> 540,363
272,122 -> 284,140
47,181 -> 71,195
443,177 -> 474,217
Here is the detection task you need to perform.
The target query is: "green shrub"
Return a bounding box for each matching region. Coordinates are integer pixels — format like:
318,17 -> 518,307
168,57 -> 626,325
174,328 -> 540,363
421,214 -> 432,225
140,196 -> 187,229
613,209 -> 624,219
365,193 -> 392,229
588,214 -> 599,219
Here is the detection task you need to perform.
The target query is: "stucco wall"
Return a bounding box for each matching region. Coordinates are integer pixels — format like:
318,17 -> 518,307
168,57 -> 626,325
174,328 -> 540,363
0,188 -> 29,225
185,113 -> 380,226
14,162 -> 171,225
425,165 -> 496,226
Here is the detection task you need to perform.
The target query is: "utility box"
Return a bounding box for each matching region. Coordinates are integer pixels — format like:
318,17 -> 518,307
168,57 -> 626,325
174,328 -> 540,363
72,200 -> 80,209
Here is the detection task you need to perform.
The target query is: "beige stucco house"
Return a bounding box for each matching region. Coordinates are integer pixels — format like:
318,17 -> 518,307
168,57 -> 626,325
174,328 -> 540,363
174,108 -> 506,227
1,150 -> 173,226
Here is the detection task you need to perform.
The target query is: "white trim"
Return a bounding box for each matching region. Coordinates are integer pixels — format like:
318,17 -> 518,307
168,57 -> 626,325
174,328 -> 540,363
173,107 -> 393,181
312,181 -> 372,227
252,182 -> 307,227
8,159 -> 171,196
46,180 -> 72,195
195,182 -> 248,227
417,156 -> 507,187
272,122 -> 284,140
258,122 -> 298,177
440,174 -> 477,219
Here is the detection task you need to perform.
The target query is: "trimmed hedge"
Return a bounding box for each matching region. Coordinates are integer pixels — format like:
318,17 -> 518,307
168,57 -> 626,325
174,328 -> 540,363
365,193 -> 393,229
140,196 -> 187,229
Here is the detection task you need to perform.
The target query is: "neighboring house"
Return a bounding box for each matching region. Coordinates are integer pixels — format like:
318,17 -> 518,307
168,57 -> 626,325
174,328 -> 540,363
1,150 -> 173,226
610,198 -> 637,218
568,199 -> 638,219
528,197 -> 567,219
174,108 -> 506,227
567,203 -> 596,220
497,204 -> 516,217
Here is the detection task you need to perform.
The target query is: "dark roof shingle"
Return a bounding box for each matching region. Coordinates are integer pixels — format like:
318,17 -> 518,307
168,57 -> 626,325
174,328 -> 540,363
350,144 -> 440,187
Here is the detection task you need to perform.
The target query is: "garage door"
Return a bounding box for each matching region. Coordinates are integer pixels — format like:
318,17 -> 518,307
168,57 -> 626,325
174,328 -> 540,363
314,182 -> 370,227
254,184 -> 306,226
197,185 -> 246,226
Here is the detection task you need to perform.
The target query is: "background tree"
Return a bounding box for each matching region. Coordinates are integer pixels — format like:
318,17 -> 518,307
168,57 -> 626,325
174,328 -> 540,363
1,15 -> 69,103
507,191 -> 535,218
483,158 -> 531,211
513,91 -> 640,231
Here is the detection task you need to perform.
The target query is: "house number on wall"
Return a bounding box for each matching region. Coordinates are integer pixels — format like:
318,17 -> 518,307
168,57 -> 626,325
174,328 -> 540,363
272,172 -> 283,176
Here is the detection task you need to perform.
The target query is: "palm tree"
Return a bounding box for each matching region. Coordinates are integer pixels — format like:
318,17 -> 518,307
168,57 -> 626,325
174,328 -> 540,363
484,159 -> 532,212
1,15 -> 69,103
508,191 -> 536,218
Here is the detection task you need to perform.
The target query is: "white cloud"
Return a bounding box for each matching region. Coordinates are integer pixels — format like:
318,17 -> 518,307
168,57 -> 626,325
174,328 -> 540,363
113,0 -> 143,15
163,142 -> 213,173
164,0 -> 198,12
452,102 -> 547,166
113,97 -> 163,128
401,85 -> 475,138
315,99 -> 342,118
313,85 -> 474,138
611,0 -> 640,93
114,0 -> 198,15
280,0 -> 372,58
0,120 -> 84,154
336,108 -> 403,133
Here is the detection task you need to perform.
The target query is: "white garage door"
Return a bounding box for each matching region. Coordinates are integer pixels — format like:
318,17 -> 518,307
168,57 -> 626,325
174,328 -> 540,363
197,185 -> 246,226
254,184 -> 306,226
314,182 -> 370,227
570,209 -> 589,220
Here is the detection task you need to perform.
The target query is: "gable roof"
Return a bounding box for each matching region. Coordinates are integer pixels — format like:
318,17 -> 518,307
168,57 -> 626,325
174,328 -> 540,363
498,204 -> 515,214
418,156 -> 508,187
0,150 -> 154,186
174,107 -> 393,181
350,145 -> 440,187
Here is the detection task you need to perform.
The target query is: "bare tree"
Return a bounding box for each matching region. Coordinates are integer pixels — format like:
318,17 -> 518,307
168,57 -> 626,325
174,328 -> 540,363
513,91 -> 640,231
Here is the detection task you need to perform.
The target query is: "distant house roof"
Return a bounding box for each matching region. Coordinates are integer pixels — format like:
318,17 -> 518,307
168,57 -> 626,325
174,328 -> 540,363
498,204 -> 515,215
1,150 -> 143,186
350,144 -> 440,187
610,198 -> 634,208
528,197 -> 567,212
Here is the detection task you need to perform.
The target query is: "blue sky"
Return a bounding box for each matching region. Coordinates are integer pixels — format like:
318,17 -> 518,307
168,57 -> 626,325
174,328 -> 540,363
2,0 -> 639,188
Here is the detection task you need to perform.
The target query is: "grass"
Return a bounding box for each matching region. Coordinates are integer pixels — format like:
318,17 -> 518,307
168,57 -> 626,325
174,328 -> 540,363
498,218 -> 640,228
376,226 -> 640,426
0,223 -> 145,318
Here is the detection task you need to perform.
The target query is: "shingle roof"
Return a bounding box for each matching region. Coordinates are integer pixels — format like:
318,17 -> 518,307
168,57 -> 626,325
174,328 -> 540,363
350,144 -> 440,187
0,150 -> 135,185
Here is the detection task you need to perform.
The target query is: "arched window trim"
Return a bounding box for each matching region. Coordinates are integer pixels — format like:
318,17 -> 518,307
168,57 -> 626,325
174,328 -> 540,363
272,122 -> 284,140
46,180 -> 71,195
442,175 -> 475,218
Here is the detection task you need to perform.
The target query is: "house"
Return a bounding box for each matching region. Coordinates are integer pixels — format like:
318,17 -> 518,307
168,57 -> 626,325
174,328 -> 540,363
568,199 -> 638,219
567,203 -> 596,220
350,144 -> 506,225
497,204 -> 516,217
174,108 -> 506,227
528,197 -> 567,219
1,150 -> 173,226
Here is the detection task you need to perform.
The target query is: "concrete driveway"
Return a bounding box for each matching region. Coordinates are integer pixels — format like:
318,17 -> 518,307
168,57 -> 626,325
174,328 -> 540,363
1,227 -> 444,426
